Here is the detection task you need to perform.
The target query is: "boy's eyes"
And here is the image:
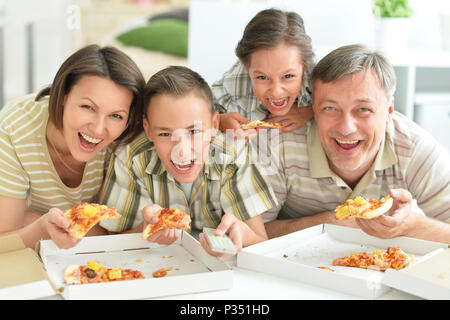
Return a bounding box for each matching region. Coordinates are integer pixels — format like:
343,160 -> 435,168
158,130 -> 201,137
283,74 -> 295,79
158,132 -> 171,137
256,75 -> 267,80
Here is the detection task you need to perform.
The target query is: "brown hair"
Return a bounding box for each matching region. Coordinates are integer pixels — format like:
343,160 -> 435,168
311,44 -> 396,98
235,8 -> 314,70
143,66 -> 214,118
36,44 -> 146,144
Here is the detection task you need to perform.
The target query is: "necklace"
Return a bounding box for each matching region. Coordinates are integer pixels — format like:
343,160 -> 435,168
48,138 -> 83,175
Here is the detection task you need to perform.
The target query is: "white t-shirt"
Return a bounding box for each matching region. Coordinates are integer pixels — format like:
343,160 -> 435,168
179,182 -> 193,202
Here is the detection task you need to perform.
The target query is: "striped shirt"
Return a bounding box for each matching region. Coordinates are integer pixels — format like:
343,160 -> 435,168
99,132 -> 278,233
211,60 -> 313,120
259,112 -> 450,223
0,94 -> 106,213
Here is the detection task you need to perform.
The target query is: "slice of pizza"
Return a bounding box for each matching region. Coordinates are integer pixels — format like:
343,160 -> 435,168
241,120 -> 283,130
332,247 -> 413,271
142,208 -> 191,240
64,202 -> 121,239
64,260 -> 144,285
334,195 -> 393,220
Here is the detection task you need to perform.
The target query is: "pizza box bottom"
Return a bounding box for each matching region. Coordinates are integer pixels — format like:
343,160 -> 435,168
0,234 -> 56,300
39,231 -> 232,300
237,224 -> 448,299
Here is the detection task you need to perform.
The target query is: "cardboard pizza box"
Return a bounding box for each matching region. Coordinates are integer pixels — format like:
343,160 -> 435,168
38,231 -> 233,300
237,224 -> 448,299
0,234 -> 56,300
382,248 -> 450,299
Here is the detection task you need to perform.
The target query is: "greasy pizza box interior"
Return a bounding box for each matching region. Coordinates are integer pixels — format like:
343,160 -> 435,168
0,234 -> 56,299
38,231 -> 232,300
237,224 -> 449,299
0,231 -> 232,300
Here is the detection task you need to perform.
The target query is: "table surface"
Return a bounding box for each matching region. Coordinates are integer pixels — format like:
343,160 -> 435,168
155,256 -> 419,301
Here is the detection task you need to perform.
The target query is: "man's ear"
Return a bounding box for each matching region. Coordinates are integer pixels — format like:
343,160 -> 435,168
386,96 -> 394,123
143,117 -> 152,142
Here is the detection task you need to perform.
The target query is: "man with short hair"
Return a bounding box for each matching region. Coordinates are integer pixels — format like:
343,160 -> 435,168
263,44 -> 450,243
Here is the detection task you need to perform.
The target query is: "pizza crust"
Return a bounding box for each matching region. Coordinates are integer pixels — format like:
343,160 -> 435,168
241,120 -> 283,130
64,203 -> 121,239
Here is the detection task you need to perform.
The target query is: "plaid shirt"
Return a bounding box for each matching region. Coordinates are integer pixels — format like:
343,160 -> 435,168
211,60 -> 313,120
99,132 -> 278,232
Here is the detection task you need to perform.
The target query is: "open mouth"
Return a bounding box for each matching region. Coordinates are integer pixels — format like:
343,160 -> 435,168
335,138 -> 361,150
268,97 -> 289,110
78,132 -> 103,151
171,159 -> 196,174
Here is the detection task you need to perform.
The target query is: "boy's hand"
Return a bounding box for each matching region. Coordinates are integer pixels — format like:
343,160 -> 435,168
219,112 -> 258,140
142,204 -> 180,245
44,208 -> 80,249
267,106 -> 313,132
199,213 -> 243,258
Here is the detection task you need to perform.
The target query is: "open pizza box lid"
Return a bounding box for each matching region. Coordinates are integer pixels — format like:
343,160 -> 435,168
0,234 -> 56,300
38,231 -> 233,300
237,224 -> 449,299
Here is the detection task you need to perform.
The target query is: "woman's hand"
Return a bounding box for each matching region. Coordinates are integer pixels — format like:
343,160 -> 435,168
43,208 -> 80,249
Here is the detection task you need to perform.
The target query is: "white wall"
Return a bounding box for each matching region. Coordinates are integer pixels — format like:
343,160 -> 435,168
188,0 -> 450,85
0,0 -> 76,104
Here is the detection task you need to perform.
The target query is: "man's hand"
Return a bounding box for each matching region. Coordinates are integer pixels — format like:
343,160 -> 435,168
356,189 -> 419,239
142,204 -> 180,245
219,112 -> 258,139
267,106 -> 313,132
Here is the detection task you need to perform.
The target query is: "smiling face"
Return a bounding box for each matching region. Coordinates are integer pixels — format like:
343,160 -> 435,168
61,75 -> 133,162
143,92 -> 219,184
247,42 -> 304,116
312,70 -> 394,183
